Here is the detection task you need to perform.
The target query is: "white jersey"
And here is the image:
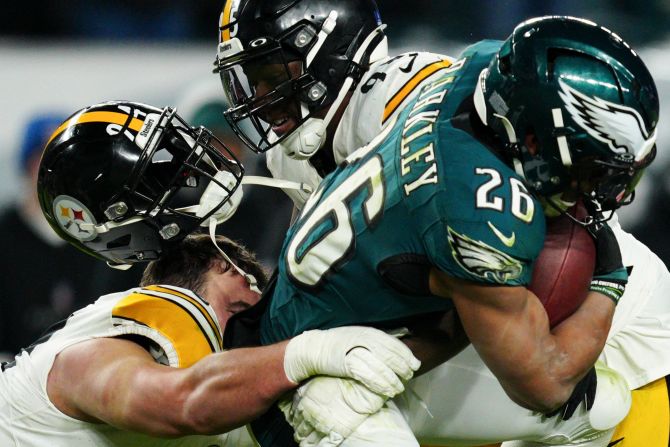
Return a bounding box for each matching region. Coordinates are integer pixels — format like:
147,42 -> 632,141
599,214 -> 670,389
266,51 -> 454,208
393,220 -> 670,446
0,285 -> 256,447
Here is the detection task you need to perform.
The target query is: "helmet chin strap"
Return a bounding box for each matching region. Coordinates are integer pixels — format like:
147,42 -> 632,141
473,69 -> 526,179
189,173 -> 313,293
208,218 -> 261,294
279,23 -> 388,160
107,262 -> 134,271
492,113 -> 526,179
101,173 -> 313,278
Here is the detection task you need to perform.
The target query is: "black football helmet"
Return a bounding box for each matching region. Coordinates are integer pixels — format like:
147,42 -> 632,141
474,16 -> 659,220
37,101 -> 243,267
213,0 -> 387,159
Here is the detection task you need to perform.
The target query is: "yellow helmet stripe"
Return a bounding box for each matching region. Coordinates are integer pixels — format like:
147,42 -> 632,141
46,111 -> 144,147
113,291 -> 217,368
220,0 -> 235,42
145,285 -> 223,350
382,59 -> 453,124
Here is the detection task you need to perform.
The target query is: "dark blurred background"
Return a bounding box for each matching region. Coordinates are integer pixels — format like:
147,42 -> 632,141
1,0 -> 668,44
0,1 -> 668,358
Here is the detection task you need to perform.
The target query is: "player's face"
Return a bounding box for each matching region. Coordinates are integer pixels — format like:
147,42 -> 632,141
203,262 -> 261,331
561,150 -> 653,211
246,60 -> 303,138
527,132 -> 653,213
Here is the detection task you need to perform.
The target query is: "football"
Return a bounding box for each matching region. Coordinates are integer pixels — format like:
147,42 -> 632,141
529,205 -> 596,327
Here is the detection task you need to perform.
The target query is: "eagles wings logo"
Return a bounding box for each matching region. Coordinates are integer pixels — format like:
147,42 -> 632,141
558,79 -> 656,160
447,227 -> 523,284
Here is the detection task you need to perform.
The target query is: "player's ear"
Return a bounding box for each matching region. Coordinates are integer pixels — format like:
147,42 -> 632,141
209,259 -> 230,275
220,259 -> 235,274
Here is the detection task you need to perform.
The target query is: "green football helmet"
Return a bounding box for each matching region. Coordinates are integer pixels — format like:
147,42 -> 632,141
474,16 -> 659,217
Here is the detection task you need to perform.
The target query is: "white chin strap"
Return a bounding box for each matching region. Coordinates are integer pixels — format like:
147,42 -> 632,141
473,69 -> 526,179
107,262 -> 133,271
208,219 -> 261,294
182,172 -> 313,292
278,21 -> 388,160
177,171 -> 312,225
95,172 -> 312,284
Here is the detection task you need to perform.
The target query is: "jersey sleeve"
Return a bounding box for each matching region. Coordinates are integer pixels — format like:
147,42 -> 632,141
111,285 -> 224,368
333,52 -> 455,164
403,132 -> 546,287
421,208 -> 542,286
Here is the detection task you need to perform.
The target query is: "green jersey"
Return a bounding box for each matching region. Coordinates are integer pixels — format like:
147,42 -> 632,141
261,40 -> 546,344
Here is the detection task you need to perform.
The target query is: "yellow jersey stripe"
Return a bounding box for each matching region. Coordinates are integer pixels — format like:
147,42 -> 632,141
144,285 -> 223,350
220,0 -> 235,42
382,59 -> 453,124
112,292 -> 216,368
46,111 -> 144,147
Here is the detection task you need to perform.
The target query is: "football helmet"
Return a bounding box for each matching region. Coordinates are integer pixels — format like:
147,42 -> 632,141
474,16 -> 659,217
37,101 -> 244,267
213,0 -> 387,159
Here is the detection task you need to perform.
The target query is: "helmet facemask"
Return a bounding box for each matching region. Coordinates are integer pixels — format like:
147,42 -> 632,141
106,108 -> 245,245
217,35 -> 326,157
214,0 -> 387,159
568,146 -> 655,211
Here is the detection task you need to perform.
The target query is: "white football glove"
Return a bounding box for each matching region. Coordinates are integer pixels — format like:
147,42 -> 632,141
284,326 -> 420,398
279,376 -> 387,447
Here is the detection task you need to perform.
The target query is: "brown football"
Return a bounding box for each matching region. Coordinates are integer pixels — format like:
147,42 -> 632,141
529,204 -> 596,327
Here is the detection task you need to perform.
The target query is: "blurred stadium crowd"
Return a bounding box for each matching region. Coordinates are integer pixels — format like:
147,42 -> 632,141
0,0 -> 668,357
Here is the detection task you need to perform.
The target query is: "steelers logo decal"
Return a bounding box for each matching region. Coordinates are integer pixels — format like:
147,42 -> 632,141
53,195 -> 98,241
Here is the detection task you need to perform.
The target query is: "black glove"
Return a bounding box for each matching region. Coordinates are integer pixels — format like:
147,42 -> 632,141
589,222 -> 628,305
544,366 -> 597,420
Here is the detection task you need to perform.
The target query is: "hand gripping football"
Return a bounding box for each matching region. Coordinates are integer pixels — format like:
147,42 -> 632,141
529,204 -> 596,327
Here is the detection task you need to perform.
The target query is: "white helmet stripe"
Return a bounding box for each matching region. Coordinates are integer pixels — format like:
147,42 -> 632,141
552,107 -> 573,167
305,10 -> 339,68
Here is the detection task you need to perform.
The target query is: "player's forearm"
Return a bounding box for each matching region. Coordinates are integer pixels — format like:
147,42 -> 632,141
548,290 -> 615,383
501,290 -> 614,411
178,342 -> 295,435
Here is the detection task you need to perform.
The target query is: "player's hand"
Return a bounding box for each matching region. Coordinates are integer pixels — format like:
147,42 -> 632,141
588,222 -> 627,305
279,376 -> 387,446
544,366 -> 597,420
284,326 -> 420,397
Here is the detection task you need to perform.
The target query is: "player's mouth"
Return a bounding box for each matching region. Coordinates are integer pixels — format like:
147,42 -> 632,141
271,116 -> 297,137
